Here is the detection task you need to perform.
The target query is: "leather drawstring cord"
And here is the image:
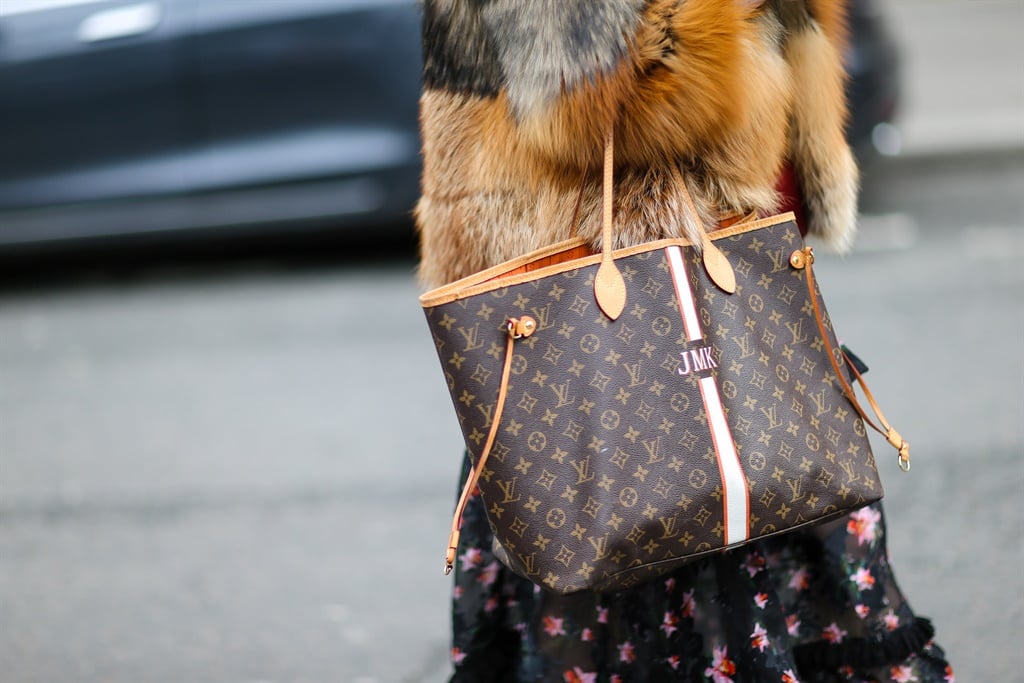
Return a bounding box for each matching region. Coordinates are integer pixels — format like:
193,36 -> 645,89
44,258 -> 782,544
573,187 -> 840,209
791,247 -> 912,472
445,316 -> 537,575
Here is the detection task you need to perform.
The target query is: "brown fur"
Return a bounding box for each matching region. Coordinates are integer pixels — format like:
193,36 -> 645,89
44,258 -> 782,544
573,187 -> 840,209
417,0 -> 857,288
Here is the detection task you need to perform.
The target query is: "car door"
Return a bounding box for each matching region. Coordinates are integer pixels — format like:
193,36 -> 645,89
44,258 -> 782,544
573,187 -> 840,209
184,0 -> 422,226
0,0 -> 191,242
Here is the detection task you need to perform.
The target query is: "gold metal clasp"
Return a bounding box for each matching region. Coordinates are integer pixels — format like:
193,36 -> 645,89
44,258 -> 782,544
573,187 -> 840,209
507,316 -> 537,339
789,248 -> 815,270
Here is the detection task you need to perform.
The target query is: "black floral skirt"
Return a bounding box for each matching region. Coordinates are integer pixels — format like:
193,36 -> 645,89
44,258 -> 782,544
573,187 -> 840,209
449,456 -> 953,683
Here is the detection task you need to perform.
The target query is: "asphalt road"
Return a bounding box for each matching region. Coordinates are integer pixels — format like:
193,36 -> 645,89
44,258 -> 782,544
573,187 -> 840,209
1,149 -> 1022,682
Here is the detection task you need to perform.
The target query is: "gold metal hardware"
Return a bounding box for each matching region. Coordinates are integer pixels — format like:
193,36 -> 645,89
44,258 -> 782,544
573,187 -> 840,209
789,248 -> 814,270
507,316 -> 537,339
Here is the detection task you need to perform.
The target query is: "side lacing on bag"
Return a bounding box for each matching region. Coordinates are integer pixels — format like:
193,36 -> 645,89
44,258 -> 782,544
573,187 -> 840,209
790,247 -> 912,472
444,315 -> 536,575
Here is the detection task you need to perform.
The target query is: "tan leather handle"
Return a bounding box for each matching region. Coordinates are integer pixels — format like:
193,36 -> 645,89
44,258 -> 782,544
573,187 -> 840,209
792,247 -> 911,472
444,316 -> 536,575
591,131 -> 735,311
593,130 -> 627,320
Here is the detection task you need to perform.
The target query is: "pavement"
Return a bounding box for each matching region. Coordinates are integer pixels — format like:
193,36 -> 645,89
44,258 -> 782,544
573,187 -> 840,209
878,0 -> 1023,160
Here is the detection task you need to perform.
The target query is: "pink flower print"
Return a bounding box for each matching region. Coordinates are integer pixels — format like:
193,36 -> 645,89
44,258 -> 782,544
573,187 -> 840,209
596,606 -> 609,624
665,577 -> 676,593
754,592 -> 769,609
744,552 -> 766,577
944,665 -> 956,682
822,623 -> 847,644
661,611 -> 679,636
581,628 -> 594,642
786,614 -> 801,637
750,623 -> 769,652
451,647 -> 467,665
563,668 -> 597,683
851,566 -> 876,591
543,616 -> 566,637
453,586 -> 464,601
855,604 -> 871,619
890,664 -> 917,682
485,596 -> 499,613
782,670 -> 801,683
477,560 -> 500,586
847,506 -> 881,546
704,646 -> 737,683
681,589 -> 696,618
459,547 -> 482,572
618,641 -> 636,663
788,568 -> 810,591
611,677 -> 623,683
668,655 -> 681,670
884,612 -> 901,631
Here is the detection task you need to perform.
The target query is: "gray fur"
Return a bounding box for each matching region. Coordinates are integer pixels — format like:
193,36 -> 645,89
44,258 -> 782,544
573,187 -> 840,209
480,0 -> 646,118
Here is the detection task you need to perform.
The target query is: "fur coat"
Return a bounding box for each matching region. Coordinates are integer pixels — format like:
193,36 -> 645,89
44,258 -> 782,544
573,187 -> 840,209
416,0 -> 858,288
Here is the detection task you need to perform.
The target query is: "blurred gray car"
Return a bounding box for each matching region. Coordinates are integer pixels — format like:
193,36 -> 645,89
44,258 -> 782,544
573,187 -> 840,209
0,0 -> 897,249
0,0 -> 422,247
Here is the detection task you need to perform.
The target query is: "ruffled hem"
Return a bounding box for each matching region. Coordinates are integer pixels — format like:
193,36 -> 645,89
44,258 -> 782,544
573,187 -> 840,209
795,617 -> 936,675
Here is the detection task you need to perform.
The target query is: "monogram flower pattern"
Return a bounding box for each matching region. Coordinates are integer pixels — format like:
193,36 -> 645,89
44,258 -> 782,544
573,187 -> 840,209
426,219 -> 887,595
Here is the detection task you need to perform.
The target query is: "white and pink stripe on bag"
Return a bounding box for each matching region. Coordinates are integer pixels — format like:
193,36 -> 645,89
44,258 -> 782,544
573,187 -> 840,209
665,246 -> 750,546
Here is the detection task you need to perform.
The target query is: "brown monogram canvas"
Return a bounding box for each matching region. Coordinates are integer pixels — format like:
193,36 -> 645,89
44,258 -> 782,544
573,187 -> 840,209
422,215 -> 882,594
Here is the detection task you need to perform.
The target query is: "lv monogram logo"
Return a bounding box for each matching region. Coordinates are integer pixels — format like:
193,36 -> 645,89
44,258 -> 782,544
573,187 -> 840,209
476,402 -> 495,429
588,533 -> 611,561
809,388 -> 832,417
550,379 -> 577,408
642,437 -> 664,464
658,515 -> 681,539
839,460 -> 861,483
732,332 -> 756,359
571,456 -> 596,485
517,552 -> 540,576
624,360 -> 647,388
760,403 -> 783,430
457,323 -> 485,351
496,477 -> 523,504
786,476 -> 806,503
784,318 -> 809,345
530,302 -> 555,331
767,249 -> 790,274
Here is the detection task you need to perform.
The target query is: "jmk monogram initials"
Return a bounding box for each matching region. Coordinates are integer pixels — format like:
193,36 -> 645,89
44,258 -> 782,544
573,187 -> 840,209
679,346 -> 717,376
